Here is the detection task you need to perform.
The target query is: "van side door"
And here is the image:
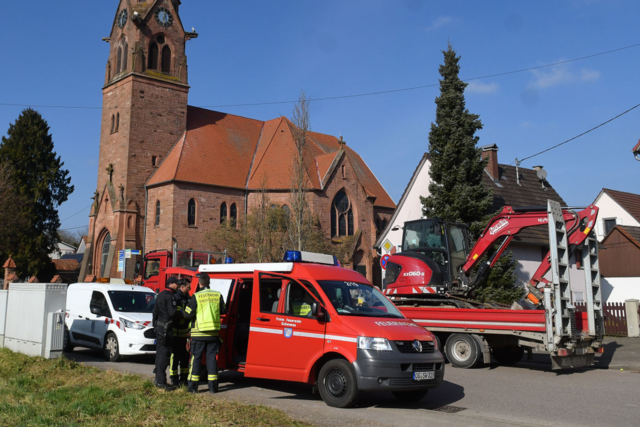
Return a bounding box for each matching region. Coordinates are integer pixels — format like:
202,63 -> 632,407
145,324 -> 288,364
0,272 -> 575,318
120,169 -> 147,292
87,291 -> 113,348
245,272 -> 327,382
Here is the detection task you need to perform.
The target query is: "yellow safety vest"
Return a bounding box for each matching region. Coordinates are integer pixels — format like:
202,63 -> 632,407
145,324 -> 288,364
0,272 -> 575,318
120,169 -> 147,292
189,289 -> 222,338
292,301 -> 311,316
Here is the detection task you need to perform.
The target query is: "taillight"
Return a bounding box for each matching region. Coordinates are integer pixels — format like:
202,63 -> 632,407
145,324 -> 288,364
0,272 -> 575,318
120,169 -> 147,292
557,348 -> 569,357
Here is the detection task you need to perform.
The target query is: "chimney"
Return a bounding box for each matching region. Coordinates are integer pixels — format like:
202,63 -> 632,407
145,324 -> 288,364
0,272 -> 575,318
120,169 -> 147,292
3,256 -> 17,289
481,144 -> 499,181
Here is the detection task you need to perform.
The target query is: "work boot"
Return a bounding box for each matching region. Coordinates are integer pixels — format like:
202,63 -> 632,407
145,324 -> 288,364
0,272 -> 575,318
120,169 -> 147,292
187,381 -> 198,394
208,380 -> 218,394
155,382 -> 176,391
170,375 -> 179,387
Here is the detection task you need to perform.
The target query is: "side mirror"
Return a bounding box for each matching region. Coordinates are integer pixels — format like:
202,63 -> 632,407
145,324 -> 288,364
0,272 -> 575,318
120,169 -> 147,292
90,307 -> 101,316
311,301 -> 319,317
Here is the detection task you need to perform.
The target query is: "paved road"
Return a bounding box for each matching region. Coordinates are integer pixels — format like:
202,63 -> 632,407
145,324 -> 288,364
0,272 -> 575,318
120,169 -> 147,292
68,349 -> 639,427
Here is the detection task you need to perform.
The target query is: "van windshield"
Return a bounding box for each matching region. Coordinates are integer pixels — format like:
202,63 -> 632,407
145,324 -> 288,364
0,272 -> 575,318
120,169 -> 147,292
317,281 -> 404,318
108,291 -> 156,313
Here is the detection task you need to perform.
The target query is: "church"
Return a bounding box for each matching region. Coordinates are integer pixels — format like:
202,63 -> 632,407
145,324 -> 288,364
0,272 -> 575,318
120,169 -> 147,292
79,0 -> 395,286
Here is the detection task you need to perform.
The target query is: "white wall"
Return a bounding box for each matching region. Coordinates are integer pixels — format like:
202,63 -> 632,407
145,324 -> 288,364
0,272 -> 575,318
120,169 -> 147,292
601,277 -> 640,303
383,159 -> 432,253
593,192 -> 640,241
509,243 -> 586,302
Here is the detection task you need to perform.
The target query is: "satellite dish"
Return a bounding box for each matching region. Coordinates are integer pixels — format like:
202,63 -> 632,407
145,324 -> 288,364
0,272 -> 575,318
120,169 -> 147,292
533,166 -> 547,181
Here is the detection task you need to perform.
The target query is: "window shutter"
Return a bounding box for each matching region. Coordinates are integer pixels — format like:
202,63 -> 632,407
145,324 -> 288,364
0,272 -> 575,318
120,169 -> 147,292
596,219 -> 604,237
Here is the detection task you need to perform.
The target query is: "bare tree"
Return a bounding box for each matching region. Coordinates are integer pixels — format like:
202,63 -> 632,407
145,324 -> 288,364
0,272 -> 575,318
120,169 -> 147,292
289,90 -> 311,251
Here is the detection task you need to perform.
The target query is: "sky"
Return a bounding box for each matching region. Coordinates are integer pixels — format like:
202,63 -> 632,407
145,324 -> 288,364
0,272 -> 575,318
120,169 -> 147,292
1,0 -> 639,233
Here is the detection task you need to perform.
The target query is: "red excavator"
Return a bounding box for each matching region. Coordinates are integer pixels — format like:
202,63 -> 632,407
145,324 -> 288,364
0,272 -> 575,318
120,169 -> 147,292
384,200 -> 605,370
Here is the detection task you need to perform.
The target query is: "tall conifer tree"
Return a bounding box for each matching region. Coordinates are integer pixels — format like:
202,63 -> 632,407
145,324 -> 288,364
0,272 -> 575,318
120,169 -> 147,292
0,108 -> 74,279
420,45 -> 521,304
420,44 -> 492,229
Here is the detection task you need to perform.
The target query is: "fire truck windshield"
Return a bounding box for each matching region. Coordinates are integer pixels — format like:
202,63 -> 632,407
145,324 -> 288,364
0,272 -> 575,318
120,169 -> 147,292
403,220 -> 446,251
317,281 -> 404,318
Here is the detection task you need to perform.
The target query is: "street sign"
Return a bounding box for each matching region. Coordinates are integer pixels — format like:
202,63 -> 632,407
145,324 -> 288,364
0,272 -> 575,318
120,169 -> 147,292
380,254 -> 390,270
125,249 -> 132,259
117,250 -> 125,272
382,239 -> 393,253
131,250 -> 141,255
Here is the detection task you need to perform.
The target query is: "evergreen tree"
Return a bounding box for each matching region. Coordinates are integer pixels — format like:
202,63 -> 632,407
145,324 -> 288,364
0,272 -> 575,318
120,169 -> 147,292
0,109 -> 74,279
420,45 -> 521,304
420,44 -> 492,230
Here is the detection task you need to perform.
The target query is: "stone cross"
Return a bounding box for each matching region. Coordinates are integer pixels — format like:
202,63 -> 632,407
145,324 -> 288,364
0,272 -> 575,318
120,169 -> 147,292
339,136 -> 346,145
118,184 -> 125,201
106,163 -> 114,182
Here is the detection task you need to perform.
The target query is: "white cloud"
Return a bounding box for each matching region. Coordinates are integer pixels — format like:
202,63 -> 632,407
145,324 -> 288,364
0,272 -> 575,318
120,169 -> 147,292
466,81 -> 499,94
528,64 -> 600,90
426,16 -> 453,31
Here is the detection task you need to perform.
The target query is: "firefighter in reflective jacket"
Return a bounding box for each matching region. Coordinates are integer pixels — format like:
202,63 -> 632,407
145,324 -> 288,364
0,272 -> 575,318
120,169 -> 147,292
169,280 -> 191,387
184,272 -> 226,394
290,285 -> 311,316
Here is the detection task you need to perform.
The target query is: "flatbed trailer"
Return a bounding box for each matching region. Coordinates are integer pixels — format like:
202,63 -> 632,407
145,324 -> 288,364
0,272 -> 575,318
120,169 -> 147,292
388,201 -> 605,370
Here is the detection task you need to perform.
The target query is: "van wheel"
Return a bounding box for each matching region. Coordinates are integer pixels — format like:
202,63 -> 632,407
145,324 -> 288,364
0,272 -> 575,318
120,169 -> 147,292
392,389 -> 428,402
493,345 -> 524,366
104,333 -> 121,362
445,334 -> 481,369
63,326 -> 74,352
318,359 -> 360,408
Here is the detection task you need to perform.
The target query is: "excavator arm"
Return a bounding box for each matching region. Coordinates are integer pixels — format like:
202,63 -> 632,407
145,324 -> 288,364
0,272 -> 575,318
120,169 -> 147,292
459,205 -> 599,302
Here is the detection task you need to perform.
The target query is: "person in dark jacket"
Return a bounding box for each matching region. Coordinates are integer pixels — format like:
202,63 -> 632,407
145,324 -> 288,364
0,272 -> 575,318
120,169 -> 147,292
184,272 -> 226,394
169,280 -> 191,386
152,276 -> 184,390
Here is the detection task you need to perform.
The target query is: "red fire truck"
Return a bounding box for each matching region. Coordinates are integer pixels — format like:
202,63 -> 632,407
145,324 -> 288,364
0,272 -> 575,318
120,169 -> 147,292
195,251 -> 445,408
384,200 -> 605,370
137,241 -> 226,293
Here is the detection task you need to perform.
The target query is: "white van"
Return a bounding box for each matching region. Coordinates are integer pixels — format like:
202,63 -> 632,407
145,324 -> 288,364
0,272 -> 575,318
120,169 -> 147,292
64,283 -> 157,361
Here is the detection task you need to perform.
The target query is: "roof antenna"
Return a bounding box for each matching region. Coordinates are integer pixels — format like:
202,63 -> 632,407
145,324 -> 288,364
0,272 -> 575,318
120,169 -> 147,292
515,158 -> 521,186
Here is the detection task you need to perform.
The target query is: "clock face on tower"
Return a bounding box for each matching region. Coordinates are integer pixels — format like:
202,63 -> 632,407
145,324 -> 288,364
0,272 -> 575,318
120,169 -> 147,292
155,7 -> 173,28
117,9 -> 128,29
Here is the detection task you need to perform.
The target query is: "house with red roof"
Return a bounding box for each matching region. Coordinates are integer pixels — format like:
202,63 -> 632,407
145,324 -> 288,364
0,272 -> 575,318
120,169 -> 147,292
79,1 -> 395,285
593,188 -> 640,242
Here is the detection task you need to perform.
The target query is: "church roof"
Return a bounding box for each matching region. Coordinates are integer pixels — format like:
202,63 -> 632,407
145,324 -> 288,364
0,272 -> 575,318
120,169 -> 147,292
147,106 -> 395,209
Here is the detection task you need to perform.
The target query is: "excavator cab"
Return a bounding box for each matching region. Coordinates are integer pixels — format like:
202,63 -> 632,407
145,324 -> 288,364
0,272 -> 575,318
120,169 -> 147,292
401,219 -> 471,286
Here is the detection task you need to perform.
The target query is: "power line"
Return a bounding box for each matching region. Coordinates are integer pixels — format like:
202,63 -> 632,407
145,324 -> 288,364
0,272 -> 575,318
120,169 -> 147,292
59,225 -> 89,231
1,42 -> 639,110
514,102 -> 640,164
60,203 -> 93,222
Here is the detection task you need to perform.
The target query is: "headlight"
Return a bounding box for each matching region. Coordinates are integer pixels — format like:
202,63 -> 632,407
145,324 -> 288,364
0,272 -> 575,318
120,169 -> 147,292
424,330 -> 438,351
120,318 -> 144,330
357,336 -> 392,351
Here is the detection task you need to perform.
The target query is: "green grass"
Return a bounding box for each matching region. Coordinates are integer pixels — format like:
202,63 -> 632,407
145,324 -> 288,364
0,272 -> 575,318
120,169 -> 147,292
0,348 -> 313,426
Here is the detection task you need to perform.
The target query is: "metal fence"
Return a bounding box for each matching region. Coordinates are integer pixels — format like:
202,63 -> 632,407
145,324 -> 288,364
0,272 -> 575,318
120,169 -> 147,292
575,302 -> 631,337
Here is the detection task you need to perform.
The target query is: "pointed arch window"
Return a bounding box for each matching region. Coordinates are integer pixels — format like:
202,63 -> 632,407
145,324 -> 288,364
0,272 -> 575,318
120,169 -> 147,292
331,190 -> 354,237
148,42 -> 159,70
220,202 -> 227,224
100,232 -> 111,278
161,45 -> 171,74
117,47 -> 122,74
155,200 -> 160,226
230,203 -> 237,225
122,41 -> 128,71
187,198 -> 196,226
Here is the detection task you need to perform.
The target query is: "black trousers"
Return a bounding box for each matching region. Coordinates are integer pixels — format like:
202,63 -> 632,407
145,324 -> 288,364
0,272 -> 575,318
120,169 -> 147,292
170,337 -> 189,380
154,334 -> 172,385
189,338 -> 220,383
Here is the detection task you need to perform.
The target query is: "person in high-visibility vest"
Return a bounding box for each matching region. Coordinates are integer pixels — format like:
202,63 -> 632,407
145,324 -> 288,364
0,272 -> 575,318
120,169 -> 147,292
169,280 -> 191,387
184,272 -> 226,394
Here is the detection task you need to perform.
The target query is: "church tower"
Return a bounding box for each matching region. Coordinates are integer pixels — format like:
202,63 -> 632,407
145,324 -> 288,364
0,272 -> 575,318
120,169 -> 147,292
80,0 -> 197,279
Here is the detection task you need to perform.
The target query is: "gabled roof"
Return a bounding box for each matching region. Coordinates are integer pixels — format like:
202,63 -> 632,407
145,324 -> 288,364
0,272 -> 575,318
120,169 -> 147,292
374,153 -> 430,248
599,188 -> 640,224
606,225 -> 640,250
3,256 -> 16,269
53,259 -> 80,272
483,164 -> 566,246
148,106 -> 395,209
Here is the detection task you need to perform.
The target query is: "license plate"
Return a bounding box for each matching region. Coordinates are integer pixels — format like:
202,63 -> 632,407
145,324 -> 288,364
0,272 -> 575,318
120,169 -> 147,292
413,371 -> 435,381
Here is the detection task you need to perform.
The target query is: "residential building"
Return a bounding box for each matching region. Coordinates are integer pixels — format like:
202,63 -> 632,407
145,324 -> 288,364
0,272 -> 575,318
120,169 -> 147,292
592,188 -> 640,242
598,225 -> 640,303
